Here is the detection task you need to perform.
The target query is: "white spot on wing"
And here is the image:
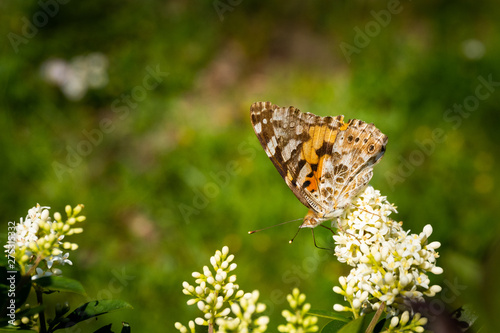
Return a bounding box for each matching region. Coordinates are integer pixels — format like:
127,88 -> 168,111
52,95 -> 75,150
254,122 -> 262,133
283,139 -> 299,161
266,136 -> 277,156
298,163 -> 312,183
295,124 -> 303,135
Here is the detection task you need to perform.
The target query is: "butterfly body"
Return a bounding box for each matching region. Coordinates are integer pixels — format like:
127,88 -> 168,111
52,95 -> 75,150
250,101 -> 387,228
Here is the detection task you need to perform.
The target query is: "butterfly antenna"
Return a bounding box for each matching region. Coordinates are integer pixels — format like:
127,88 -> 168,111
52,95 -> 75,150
248,218 -> 303,234
288,226 -> 302,244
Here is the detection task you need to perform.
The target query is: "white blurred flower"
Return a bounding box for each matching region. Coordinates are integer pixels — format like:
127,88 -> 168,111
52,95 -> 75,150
40,52 -> 108,101
461,39 -> 485,60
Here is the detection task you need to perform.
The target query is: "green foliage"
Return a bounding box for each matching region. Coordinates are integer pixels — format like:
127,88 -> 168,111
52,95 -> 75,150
320,313 -> 376,333
48,300 -> 133,331
309,309 -> 349,322
1,0 -> 500,331
36,276 -> 86,295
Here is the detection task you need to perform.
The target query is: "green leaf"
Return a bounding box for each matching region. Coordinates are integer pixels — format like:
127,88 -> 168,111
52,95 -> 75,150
50,300 -> 133,331
310,309 -> 350,322
337,317 -> 364,333
452,304 -> 479,332
195,324 -> 209,333
337,313 -> 376,333
321,320 -> 348,333
35,276 -> 86,295
94,323 -> 113,333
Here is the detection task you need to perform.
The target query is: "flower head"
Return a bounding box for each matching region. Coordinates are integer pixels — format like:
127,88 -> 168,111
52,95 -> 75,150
216,290 -> 269,333
332,186 -> 442,321
176,246 -> 269,332
5,204 -> 85,278
278,288 -> 318,333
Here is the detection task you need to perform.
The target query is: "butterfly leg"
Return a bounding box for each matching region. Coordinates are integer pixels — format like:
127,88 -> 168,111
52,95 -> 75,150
311,229 -> 333,251
320,224 -> 336,234
357,207 -> 383,221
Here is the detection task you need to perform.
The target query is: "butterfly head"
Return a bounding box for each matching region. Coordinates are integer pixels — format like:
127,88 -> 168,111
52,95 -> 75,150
299,209 -> 327,228
300,207 -> 346,228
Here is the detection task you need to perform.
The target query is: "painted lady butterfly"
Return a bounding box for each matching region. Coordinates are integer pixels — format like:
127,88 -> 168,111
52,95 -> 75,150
250,101 -> 388,229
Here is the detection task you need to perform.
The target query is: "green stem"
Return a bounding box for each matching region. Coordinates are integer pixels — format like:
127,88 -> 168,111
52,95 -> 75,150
35,286 -> 47,333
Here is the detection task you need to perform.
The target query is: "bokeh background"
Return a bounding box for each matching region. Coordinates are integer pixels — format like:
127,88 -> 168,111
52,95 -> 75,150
1,1 -> 500,331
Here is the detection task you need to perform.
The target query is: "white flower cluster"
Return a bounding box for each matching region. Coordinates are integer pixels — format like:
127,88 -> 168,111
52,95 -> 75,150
332,186 -> 443,326
40,53 -> 108,101
175,246 -> 269,333
216,290 -> 269,332
5,204 -> 85,279
278,288 -> 318,333
388,311 -> 428,332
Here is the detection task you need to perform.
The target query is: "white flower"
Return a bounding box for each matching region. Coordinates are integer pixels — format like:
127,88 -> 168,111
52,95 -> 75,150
6,204 -> 84,278
332,186 -> 442,320
216,290 -> 268,333
177,247 -> 269,333
278,288 -> 318,332
40,53 -> 108,101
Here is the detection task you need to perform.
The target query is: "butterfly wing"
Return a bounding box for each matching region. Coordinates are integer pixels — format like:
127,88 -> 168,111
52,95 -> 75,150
315,119 -> 388,215
250,101 -> 349,214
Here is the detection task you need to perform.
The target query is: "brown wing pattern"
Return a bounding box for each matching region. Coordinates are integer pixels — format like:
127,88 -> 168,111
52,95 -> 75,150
250,101 -> 387,219
315,119 -> 388,214
250,102 -> 345,211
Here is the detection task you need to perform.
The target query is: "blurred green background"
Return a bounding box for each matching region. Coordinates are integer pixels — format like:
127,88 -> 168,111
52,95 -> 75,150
1,0 -> 500,331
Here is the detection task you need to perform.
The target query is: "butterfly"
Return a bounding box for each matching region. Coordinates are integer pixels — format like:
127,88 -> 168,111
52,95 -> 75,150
250,101 -> 388,229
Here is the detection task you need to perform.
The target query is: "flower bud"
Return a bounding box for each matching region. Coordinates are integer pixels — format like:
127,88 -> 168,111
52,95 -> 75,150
333,304 -> 347,312
431,266 -> 443,274
41,209 -> 50,221
197,301 -> 205,312
400,311 -> 410,325
390,316 -> 399,328
423,224 -> 433,237
427,241 -> 441,249
65,205 -> 72,216
73,204 -> 83,215
333,286 -> 343,294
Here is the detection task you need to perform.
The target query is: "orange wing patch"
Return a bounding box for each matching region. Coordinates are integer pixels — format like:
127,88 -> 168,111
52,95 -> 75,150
303,153 -> 330,194
339,121 -> 349,131
302,125 -> 340,164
